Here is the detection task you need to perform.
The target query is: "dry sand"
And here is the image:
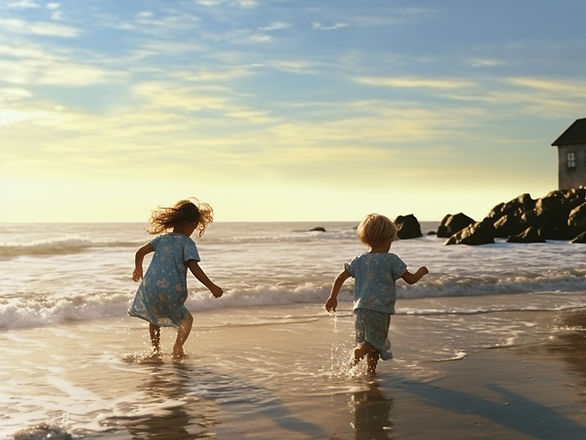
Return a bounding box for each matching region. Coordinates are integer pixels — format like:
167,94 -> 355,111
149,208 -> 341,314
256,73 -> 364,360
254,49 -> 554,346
2,302 -> 586,439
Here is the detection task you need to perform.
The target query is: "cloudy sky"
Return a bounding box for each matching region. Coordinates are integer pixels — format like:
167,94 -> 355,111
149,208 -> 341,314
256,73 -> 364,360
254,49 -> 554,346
1,0 -> 585,222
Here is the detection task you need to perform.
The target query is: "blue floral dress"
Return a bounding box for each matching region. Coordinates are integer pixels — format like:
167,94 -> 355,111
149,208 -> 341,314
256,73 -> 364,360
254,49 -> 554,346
345,252 -> 407,360
129,233 -> 200,328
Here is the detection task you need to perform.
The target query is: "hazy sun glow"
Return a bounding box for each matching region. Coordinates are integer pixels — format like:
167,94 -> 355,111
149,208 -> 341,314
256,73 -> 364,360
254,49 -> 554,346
1,0 -> 581,223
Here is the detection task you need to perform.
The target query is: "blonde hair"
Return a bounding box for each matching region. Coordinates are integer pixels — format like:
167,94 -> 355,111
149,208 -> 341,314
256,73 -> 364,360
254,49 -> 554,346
147,198 -> 214,237
357,213 -> 398,246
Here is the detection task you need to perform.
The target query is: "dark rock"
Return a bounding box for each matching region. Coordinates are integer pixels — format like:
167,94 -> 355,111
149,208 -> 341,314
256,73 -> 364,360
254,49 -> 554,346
486,193 -> 535,222
485,202 -> 506,221
570,231 -> 586,244
493,213 -> 525,238
483,188 -> 585,241
437,213 -> 475,238
568,202 -> 586,230
447,187 -> 585,244
516,193 -> 537,210
13,424 -> 73,440
534,191 -> 580,239
446,219 -> 495,245
309,226 -> 326,232
519,210 -> 540,228
427,230 -> 437,236
507,226 -> 545,243
394,214 -> 422,239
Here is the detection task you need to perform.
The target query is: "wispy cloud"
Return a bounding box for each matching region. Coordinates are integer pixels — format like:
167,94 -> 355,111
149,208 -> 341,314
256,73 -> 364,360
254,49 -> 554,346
268,59 -> 317,74
467,57 -> 505,68
259,22 -> 290,31
249,33 -> 272,43
354,76 -> 475,90
312,22 -> 347,31
507,77 -> 586,97
0,42 -> 126,86
131,81 -> 273,123
195,0 -> 258,8
0,87 -> 32,103
46,2 -> 62,20
177,66 -> 254,82
7,0 -> 39,9
0,17 -> 80,37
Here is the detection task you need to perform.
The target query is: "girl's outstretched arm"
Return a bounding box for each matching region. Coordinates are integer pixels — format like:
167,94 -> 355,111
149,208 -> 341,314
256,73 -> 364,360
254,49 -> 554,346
187,260 -> 223,298
132,243 -> 154,282
325,269 -> 351,312
401,266 -> 429,285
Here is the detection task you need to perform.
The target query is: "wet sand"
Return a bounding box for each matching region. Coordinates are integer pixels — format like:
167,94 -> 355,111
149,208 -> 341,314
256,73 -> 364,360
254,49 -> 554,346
2,302 -> 586,439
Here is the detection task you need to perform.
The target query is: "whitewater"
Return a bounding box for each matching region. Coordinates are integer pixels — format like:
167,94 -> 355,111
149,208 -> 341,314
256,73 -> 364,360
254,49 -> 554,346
1,221 -> 585,330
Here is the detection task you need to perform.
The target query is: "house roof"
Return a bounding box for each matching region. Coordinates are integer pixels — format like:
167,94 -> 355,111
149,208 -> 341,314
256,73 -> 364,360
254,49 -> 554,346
552,118 -> 586,146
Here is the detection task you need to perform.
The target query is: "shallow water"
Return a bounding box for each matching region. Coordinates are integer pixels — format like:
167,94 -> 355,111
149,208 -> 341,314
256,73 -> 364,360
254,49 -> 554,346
2,222 -> 586,438
2,300 -> 586,439
1,221 -> 585,330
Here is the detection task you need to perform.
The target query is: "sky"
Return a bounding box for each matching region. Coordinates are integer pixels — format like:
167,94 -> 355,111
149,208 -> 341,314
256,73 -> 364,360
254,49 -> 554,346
1,0 -> 585,223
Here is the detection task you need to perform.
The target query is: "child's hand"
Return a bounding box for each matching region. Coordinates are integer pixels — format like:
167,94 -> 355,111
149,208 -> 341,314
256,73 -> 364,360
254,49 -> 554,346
132,268 -> 143,282
211,285 -> 223,298
325,296 -> 337,313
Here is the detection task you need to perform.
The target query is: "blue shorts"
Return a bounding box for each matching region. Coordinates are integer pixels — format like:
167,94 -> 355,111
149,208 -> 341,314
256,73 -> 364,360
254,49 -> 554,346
354,309 -> 392,360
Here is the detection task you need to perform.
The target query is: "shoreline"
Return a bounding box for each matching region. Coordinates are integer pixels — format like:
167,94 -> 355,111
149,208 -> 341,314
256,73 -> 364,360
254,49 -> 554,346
3,302 -> 586,439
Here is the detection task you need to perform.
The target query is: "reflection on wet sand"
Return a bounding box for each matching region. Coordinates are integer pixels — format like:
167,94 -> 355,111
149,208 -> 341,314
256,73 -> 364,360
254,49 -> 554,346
107,360 -> 326,439
351,381 -> 394,440
547,310 -> 586,378
119,363 -> 221,439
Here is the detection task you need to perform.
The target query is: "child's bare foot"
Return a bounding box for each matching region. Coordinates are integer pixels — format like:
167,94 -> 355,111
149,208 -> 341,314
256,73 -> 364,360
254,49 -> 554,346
146,350 -> 162,361
172,348 -> 187,360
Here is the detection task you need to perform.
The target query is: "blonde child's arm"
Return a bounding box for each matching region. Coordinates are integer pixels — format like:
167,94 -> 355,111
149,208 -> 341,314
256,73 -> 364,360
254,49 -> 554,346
325,269 -> 351,312
401,266 -> 429,285
132,243 -> 154,282
187,260 -> 223,298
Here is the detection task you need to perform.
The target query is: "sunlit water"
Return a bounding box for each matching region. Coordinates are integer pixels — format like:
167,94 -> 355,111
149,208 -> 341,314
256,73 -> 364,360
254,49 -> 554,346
1,222 -> 585,439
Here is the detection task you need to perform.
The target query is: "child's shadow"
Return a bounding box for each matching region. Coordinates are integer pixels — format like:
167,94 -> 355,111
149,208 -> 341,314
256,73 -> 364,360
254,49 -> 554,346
396,378 -> 586,440
120,361 -> 325,439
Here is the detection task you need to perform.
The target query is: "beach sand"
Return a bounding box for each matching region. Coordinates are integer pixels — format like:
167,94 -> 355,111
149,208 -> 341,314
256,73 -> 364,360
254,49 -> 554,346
2,299 -> 586,440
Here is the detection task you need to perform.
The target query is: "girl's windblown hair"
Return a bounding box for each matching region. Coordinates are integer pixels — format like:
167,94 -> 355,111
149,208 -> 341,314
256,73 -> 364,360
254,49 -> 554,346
147,198 -> 214,237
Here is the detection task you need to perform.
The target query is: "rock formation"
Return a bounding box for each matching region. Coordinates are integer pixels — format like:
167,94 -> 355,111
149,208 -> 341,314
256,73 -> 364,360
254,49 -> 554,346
442,186 -> 585,245
437,213 -> 475,238
394,214 -> 423,239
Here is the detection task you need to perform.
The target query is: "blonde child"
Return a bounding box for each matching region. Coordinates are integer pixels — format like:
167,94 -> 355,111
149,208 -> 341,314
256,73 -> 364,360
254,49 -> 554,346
129,198 -> 223,359
325,213 -> 428,373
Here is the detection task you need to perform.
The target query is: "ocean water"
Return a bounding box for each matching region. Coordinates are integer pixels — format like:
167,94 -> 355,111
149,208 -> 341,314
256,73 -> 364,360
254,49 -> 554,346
1,221 -> 585,330
2,222 -> 586,440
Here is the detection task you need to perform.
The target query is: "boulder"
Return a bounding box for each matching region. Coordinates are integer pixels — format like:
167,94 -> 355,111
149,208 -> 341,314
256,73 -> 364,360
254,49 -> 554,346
309,226 -> 326,232
486,193 -> 535,222
568,202 -> 586,230
493,213 -> 525,238
570,231 -> 586,244
394,214 -> 422,239
446,219 -> 495,245
484,188 -> 586,241
485,202 -> 506,221
437,213 -> 475,238
507,226 -> 545,243
533,189 -> 581,239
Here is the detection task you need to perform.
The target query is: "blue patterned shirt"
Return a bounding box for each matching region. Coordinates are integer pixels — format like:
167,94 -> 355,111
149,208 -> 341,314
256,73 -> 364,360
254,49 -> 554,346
345,252 -> 407,314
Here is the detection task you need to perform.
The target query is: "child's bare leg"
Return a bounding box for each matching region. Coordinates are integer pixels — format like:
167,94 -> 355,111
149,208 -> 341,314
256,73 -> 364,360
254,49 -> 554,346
149,323 -> 161,354
173,313 -> 193,359
366,351 -> 380,374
